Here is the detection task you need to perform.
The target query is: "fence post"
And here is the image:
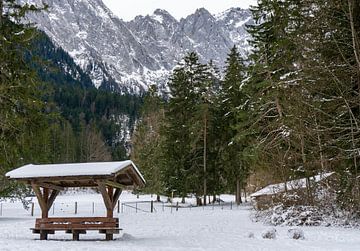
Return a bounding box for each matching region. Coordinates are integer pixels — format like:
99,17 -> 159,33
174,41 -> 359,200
0,203 -> 2,216
92,202 -> 95,214
121,203 -> 124,213
151,200 -> 154,213
176,202 -> 179,211
117,200 -> 120,213
136,202 -> 138,213
162,202 -> 164,212
31,202 -> 34,216
230,201 -> 232,210
75,202 -> 78,214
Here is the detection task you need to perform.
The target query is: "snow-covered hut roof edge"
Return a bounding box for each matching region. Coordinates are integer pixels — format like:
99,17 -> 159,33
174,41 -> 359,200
5,160 -> 145,186
250,172 -> 334,198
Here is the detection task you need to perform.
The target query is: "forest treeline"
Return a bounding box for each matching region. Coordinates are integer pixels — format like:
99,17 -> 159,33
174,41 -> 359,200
132,0 -> 360,215
1,0 -> 360,217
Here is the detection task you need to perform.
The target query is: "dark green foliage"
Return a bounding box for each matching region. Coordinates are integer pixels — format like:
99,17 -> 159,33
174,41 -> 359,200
0,0 -> 48,198
26,29 -> 143,161
131,86 -> 165,197
246,0 -> 360,214
218,46 -> 254,202
1,1 -> 143,199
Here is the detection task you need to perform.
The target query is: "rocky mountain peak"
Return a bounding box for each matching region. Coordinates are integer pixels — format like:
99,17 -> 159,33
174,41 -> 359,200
23,0 -> 253,94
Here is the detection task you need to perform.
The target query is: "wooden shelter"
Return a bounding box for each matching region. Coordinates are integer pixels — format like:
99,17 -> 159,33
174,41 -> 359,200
5,160 -> 145,241
250,172 -> 334,209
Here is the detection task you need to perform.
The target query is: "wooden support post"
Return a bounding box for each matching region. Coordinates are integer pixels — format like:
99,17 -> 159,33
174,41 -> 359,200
40,231 -> 48,240
107,187 -> 113,218
73,231 -> 80,241
106,233 -> 113,241
31,184 -> 48,218
97,182 -> 116,218
31,183 -> 60,219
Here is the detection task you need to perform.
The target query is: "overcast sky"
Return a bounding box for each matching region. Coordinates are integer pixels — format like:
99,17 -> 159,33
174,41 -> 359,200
102,0 -> 257,21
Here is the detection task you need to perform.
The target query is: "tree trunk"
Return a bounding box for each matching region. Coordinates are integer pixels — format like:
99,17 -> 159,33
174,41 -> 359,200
244,188 -> 247,202
0,1 -> 3,27
236,178 -> 241,205
203,111 -> 207,206
348,0 -> 360,72
348,0 -> 360,204
196,197 -> 202,206
181,197 -> 185,204
301,135 -> 313,204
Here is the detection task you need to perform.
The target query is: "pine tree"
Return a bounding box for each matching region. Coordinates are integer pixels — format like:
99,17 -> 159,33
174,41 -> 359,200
163,52 -> 215,204
131,85 -> 165,201
0,0 -> 47,197
219,46 -> 252,204
246,0 -> 310,191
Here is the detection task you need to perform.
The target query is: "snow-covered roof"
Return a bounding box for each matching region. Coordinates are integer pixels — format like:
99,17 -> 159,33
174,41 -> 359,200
250,172 -> 334,198
6,160 -> 145,185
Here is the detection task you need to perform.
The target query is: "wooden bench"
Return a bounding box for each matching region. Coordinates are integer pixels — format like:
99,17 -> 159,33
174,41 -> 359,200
31,217 -> 121,240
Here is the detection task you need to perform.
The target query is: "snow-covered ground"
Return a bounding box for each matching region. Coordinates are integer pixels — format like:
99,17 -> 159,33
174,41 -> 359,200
0,191 -> 359,250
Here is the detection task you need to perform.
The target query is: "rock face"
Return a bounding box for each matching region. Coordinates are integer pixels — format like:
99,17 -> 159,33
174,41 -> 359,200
24,0 -> 253,93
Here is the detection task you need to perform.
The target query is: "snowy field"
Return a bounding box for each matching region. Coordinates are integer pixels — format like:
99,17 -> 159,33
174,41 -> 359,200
0,191 -> 359,251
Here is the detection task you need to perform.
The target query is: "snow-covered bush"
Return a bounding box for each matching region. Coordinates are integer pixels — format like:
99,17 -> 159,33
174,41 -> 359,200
253,203 -> 360,227
270,205 -> 322,226
287,228 -> 305,240
262,228 -> 276,239
252,180 -> 360,227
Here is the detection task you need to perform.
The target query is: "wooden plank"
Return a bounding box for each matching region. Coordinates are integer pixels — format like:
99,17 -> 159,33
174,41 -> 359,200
97,182 -> 113,211
47,190 -> 60,210
37,224 -> 117,230
31,183 -> 47,213
36,217 -> 118,223
37,182 -> 64,191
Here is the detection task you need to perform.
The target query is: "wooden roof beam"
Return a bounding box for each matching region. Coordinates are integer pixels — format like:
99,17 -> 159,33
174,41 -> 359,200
37,182 -> 64,191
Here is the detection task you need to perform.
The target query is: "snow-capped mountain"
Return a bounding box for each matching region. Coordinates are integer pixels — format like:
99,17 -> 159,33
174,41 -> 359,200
23,0 -> 253,94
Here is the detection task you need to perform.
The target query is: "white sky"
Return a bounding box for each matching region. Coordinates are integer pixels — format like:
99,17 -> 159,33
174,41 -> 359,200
102,0 -> 257,21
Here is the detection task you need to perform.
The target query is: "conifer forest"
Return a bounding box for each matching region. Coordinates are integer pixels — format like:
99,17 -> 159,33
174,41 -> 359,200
1,0 -> 360,222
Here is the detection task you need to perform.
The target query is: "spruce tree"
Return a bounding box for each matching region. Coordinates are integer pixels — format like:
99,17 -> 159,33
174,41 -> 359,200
163,52 -> 214,204
0,0 -> 47,197
131,85 -> 165,201
219,46 -> 252,204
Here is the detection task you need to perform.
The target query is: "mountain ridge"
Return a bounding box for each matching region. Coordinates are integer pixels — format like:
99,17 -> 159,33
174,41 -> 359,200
24,0 -> 253,94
